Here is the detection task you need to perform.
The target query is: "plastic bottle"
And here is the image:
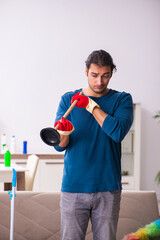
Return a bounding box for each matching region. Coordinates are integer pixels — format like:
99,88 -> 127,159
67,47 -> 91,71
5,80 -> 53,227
23,141 -> 27,154
1,133 -> 7,154
4,150 -> 11,167
10,136 -> 16,154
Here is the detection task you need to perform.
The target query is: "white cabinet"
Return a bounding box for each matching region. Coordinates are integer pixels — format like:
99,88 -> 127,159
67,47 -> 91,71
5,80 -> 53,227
0,155 -> 64,192
11,157 -> 64,192
33,159 -> 63,192
121,103 -> 141,190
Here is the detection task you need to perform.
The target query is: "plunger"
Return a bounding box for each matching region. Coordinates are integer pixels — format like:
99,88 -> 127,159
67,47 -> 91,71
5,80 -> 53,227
40,91 -> 83,146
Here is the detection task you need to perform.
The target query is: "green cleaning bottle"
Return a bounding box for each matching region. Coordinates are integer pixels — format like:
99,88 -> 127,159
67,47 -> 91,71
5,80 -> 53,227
4,150 -> 11,167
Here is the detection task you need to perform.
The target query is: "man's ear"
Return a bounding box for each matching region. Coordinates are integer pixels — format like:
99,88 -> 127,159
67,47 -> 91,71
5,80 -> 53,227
85,67 -> 88,76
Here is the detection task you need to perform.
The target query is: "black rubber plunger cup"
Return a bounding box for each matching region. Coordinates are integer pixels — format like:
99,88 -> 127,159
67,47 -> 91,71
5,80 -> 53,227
40,127 -> 60,146
40,91 -> 83,146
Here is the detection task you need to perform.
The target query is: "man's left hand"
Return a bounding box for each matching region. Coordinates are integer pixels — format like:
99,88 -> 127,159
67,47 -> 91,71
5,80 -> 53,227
71,92 -> 99,114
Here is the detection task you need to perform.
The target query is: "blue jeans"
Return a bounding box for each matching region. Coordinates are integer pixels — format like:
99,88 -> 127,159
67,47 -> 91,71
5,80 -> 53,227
60,191 -> 121,240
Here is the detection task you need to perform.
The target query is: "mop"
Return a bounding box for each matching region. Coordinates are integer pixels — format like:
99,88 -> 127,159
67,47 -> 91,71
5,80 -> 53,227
8,168 -> 17,240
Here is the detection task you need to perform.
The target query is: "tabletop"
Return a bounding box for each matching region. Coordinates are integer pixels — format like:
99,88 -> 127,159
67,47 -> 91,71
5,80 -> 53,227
0,164 -> 27,172
0,164 -> 27,190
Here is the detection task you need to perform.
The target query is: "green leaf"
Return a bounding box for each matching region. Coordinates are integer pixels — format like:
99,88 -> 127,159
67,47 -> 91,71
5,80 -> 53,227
155,171 -> 160,185
153,111 -> 160,123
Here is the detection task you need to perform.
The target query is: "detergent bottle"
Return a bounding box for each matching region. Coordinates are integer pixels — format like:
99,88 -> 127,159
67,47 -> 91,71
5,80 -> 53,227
4,150 -> 11,167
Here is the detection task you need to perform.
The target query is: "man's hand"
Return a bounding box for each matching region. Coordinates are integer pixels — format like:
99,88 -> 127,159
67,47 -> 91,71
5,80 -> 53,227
71,92 -> 99,114
54,117 -> 74,135
54,117 -> 74,147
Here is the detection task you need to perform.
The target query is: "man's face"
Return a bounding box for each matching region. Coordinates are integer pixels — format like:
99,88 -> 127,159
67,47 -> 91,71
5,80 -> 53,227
85,64 -> 112,97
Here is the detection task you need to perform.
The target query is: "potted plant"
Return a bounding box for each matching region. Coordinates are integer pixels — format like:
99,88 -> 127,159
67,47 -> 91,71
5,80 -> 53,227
153,111 -> 160,123
153,111 -> 160,185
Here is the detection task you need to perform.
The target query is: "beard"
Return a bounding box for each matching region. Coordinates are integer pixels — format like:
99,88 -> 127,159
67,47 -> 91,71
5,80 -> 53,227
88,82 -> 108,95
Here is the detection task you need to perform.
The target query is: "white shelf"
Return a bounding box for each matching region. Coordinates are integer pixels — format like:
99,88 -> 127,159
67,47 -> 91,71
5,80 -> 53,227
121,103 -> 141,190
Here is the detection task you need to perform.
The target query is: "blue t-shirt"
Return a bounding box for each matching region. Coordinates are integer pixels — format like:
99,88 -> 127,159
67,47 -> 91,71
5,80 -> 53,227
54,88 -> 133,193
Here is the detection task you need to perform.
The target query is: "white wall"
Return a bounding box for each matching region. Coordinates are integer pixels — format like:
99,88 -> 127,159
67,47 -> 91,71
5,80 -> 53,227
0,0 -> 160,193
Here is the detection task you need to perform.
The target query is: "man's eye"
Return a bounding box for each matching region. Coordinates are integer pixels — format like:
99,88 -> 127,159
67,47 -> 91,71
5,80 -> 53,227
103,75 -> 110,79
92,74 -> 97,78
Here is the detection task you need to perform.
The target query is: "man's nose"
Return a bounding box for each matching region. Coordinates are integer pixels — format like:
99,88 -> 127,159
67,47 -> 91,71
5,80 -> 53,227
97,76 -> 102,85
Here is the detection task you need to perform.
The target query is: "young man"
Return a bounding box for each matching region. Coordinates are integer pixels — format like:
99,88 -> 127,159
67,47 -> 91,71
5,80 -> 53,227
54,50 -> 133,240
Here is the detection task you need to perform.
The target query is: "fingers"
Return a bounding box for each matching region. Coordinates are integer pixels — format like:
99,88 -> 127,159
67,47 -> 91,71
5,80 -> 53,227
71,92 -> 81,104
71,93 -> 89,108
54,117 -> 74,132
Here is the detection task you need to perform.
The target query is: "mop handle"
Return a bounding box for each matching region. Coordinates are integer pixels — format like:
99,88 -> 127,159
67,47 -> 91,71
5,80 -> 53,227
8,169 -> 17,199
55,90 -> 83,130
8,168 -> 17,240
10,187 -> 16,240
12,168 -> 17,187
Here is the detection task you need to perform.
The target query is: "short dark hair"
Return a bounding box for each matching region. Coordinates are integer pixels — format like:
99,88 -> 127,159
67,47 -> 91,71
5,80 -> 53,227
85,50 -> 117,73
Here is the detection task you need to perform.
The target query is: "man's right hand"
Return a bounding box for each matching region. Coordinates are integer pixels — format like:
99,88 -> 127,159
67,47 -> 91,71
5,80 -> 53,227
54,117 -> 74,136
54,117 -> 74,147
